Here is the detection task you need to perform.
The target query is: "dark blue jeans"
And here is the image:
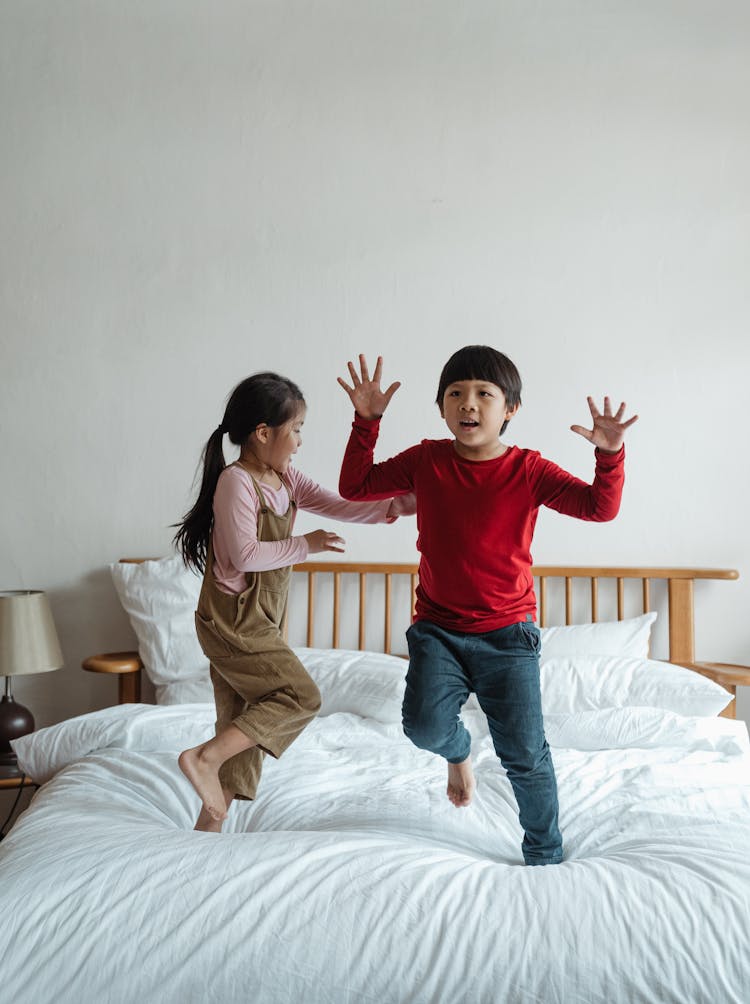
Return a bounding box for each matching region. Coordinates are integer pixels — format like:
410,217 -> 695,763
403,619 -> 563,866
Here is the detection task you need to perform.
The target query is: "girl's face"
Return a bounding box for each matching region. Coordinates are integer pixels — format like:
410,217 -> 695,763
265,408 -> 306,473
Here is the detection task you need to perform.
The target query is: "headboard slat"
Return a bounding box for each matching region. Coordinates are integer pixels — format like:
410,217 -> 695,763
384,574 -> 392,654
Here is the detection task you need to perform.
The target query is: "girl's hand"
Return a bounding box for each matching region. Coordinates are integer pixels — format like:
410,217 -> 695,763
387,492 -> 417,519
571,396 -> 638,453
337,354 -> 401,420
304,529 -> 346,554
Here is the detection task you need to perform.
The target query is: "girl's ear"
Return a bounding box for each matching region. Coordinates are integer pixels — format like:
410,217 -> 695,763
253,423 -> 270,444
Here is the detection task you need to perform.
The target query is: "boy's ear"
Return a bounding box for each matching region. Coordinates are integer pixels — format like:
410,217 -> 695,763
505,403 -> 520,421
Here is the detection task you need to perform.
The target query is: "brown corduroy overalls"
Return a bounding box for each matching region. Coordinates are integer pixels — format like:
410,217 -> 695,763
194,467 -> 321,800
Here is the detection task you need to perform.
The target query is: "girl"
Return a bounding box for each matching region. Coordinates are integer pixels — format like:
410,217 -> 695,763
174,371 -> 412,832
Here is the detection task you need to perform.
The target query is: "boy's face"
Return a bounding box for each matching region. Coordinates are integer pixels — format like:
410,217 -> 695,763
440,380 -> 519,457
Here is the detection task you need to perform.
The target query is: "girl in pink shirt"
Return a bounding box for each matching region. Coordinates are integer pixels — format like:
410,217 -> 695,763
173,371 -> 411,832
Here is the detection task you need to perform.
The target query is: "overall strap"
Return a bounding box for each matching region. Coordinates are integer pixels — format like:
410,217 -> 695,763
232,460 -> 296,515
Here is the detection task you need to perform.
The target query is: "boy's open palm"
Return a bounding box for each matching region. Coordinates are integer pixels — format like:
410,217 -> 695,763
337,355 -> 401,420
571,396 -> 638,453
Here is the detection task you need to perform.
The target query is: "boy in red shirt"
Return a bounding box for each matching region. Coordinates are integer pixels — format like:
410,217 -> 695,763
337,346 -> 638,866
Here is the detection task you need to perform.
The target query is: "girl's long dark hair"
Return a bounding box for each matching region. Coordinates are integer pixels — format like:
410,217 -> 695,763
173,372 -> 305,573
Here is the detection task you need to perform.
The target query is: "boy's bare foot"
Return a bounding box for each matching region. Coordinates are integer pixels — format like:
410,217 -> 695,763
447,758 -> 476,807
179,745 -> 228,822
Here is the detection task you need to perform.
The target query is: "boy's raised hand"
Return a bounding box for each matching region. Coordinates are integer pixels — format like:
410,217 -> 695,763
337,354 -> 401,420
571,396 -> 638,453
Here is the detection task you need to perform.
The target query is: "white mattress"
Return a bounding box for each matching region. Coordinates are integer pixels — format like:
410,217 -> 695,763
2,695 -> 750,1003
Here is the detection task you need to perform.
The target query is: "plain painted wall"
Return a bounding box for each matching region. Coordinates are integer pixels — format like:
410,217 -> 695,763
2,0 -> 749,780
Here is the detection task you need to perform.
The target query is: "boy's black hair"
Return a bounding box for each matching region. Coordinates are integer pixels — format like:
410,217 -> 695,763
436,345 -> 522,435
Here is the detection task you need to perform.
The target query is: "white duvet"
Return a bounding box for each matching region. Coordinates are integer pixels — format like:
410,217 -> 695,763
3,688 -> 750,1003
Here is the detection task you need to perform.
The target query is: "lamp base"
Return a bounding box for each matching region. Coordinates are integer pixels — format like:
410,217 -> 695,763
0,694 -> 35,765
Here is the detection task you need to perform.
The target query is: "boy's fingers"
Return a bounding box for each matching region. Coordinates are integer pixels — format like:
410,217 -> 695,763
622,414 -> 639,428
373,356 -> 383,383
384,381 -> 401,403
570,424 -> 593,441
359,354 -> 370,382
337,377 -> 354,394
347,361 -> 361,386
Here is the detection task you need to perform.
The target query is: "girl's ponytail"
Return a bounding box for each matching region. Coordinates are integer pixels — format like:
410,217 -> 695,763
173,372 -> 305,574
173,426 -> 227,573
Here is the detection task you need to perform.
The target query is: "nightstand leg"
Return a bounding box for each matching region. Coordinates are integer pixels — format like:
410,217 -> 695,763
118,674 -> 141,704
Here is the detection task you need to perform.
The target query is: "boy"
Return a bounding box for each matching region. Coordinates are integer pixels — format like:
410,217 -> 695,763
337,346 -> 637,866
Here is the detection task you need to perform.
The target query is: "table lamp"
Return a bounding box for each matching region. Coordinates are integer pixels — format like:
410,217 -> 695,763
0,591 -> 64,766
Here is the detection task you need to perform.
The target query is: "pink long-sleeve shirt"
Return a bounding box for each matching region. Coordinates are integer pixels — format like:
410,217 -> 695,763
212,463 -> 395,594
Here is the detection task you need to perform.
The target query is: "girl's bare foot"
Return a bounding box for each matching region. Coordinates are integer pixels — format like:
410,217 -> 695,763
447,758 -> 476,807
194,806 -> 224,833
179,745 -> 228,822
194,788 -> 234,833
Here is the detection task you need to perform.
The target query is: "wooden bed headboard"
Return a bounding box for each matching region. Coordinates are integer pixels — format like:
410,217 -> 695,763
292,562 -> 737,664
84,561 -> 747,718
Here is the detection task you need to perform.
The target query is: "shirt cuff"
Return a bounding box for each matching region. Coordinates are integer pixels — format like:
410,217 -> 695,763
294,535 -> 310,561
353,413 -> 382,429
594,445 -> 625,463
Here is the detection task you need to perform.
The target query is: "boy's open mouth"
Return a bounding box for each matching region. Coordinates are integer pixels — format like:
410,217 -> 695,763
460,420 -> 479,428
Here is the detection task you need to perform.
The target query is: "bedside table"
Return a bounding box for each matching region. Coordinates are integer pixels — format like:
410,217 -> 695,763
82,650 -> 143,703
688,662 -> 750,719
0,766 -> 38,840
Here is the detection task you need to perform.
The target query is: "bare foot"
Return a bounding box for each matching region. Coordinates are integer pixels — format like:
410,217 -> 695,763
447,758 -> 476,807
194,788 -> 234,833
194,806 -> 224,833
179,745 -> 228,822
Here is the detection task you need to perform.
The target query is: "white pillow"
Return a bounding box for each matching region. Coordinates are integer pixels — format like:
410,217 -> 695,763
158,677 -> 214,706
540,611 -> 657,660
110,556 -> 209,695
540,654 -> 732,717
157,647 -> 407,719
109,556 -> 407,718
294,647 -> 407,724
12,704 -> 216,783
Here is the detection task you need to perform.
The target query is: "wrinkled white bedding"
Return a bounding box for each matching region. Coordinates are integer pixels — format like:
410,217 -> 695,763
3,698 -> 750,1003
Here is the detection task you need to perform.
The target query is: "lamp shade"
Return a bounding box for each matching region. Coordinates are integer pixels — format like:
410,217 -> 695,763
0,591 -> 64,677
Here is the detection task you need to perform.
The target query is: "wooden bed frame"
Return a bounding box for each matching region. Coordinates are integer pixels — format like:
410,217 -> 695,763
83,562 -> 750,718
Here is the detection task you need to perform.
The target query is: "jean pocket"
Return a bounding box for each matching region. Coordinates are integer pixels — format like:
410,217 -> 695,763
517,620 -> 541,654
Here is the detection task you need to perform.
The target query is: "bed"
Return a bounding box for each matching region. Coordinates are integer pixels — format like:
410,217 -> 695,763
2,559 -> 750,1004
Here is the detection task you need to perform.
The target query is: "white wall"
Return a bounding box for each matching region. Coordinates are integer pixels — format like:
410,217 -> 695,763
2,1 -> 749,746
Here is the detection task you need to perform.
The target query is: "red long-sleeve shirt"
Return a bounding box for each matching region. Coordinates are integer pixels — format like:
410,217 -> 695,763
339,415 -> 625,632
